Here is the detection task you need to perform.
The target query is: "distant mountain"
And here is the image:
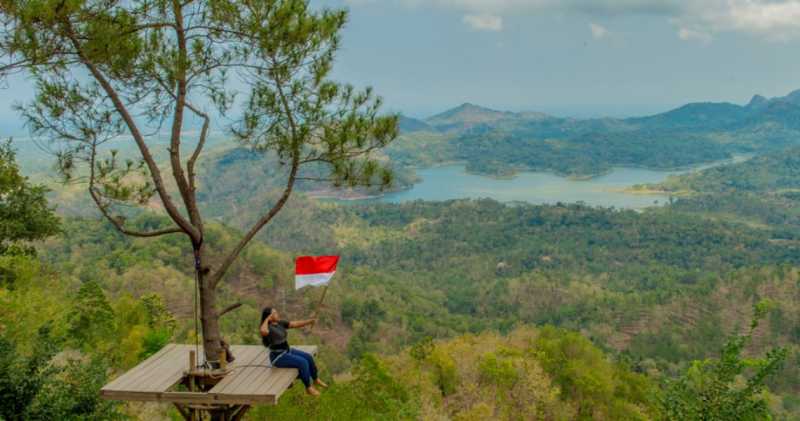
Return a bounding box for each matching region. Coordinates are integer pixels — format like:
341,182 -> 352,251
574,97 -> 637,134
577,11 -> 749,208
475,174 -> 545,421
423,89 -> 800,134
388,88 -> 800,178
627,102 -> 750,130
624,89 -> 800,131
426,103 -> 521,131
398,115 -> 435,133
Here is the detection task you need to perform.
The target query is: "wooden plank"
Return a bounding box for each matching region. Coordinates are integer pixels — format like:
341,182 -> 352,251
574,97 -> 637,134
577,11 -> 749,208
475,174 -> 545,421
102,388 -> 276,406
263,368 -> 299,397
222,366 -> 265,395
219,346 -> 316,396
211,348 -> 268,394
244,368 -> 292,399
212,369 -> 278,402
213,347 -> 267,394
102,344 -> 177,391
100,344 -> 318,406
121,345 -> 186,391
232,367 -> 275,395
233,346 -> 265,367
106,351 -> 176,392
127,345 -> 190,392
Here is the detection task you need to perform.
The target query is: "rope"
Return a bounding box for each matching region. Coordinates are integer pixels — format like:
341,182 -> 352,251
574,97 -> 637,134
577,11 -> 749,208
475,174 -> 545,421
193,249 -> 202,371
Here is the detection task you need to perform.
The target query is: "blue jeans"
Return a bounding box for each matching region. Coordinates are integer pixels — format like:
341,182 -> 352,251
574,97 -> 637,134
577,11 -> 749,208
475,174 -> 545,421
270,348 -> 318,388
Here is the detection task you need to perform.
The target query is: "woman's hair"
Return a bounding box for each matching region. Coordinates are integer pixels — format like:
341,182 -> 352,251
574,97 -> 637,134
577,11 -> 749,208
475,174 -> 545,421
261,307 -> 273,325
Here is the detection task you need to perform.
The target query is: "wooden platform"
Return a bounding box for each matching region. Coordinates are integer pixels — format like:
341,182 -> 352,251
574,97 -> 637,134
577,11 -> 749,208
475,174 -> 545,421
100,344 -> 317,406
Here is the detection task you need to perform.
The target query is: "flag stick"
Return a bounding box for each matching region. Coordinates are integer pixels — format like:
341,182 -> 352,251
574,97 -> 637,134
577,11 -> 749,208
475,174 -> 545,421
308,284 -> 329,333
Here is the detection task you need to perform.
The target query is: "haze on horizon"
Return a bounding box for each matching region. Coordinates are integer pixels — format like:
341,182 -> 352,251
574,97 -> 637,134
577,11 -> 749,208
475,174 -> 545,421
2,0 -> 800,133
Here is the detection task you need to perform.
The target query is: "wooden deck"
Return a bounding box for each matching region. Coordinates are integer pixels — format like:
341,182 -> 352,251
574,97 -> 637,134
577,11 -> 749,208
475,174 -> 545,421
100,344 -> 317,405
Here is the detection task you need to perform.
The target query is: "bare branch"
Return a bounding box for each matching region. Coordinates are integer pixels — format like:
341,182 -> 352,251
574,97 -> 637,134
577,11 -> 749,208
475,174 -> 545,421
186,101 -> 209,199
87,141 -> 182,239
167,0 -> 202,237
210,76 -> 301,288
63,25 -> 200,242
218,302 -> 242,318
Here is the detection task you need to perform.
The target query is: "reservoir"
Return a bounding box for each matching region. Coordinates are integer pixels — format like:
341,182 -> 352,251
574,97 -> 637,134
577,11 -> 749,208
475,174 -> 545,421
372,160 -> 744,209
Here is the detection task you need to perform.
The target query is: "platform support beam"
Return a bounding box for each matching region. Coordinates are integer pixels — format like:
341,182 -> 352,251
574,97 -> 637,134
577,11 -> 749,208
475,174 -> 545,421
174,403 -> 249,421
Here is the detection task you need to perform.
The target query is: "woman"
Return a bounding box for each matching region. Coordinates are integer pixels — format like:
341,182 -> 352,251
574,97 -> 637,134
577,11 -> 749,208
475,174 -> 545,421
260,307 -> 328,396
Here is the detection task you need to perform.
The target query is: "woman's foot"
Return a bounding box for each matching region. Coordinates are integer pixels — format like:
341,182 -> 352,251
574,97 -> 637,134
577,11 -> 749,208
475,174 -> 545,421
314,378 -> 328,388
306,386 -> 320,396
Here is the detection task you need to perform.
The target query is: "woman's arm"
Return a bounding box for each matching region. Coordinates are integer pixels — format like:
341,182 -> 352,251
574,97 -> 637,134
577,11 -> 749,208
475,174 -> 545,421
288,318 -> 317,329
259,319 -> 270,336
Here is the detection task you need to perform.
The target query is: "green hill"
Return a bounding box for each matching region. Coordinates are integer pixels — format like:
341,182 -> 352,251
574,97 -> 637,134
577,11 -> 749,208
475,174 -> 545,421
387,89 -> 800,178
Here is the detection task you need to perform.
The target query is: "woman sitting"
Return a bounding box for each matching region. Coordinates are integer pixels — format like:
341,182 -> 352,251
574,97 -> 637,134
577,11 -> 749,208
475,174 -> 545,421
259,307 -> 328,396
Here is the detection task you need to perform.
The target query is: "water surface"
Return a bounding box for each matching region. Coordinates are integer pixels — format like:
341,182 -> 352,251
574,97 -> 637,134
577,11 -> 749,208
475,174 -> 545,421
373,159 -> 745,209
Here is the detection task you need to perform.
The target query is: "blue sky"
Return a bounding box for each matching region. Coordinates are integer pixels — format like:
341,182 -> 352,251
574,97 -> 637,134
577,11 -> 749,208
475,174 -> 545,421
319,0 -> 800,117
3,0 -> 800,135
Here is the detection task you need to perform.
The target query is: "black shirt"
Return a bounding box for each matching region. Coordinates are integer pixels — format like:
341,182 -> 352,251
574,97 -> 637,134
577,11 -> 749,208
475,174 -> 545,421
261,319 -> 290,351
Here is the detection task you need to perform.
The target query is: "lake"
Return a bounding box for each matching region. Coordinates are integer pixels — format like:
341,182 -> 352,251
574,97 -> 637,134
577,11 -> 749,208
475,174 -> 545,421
373,159 -> 745,209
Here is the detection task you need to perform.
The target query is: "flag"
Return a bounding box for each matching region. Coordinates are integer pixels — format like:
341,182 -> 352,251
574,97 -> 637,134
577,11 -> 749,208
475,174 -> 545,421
295,255 -> 339,290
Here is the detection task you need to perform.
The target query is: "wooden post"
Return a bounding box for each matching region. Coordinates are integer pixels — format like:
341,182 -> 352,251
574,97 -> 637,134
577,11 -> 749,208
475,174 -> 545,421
219,349 -> 227,371
188,351 -> 196,392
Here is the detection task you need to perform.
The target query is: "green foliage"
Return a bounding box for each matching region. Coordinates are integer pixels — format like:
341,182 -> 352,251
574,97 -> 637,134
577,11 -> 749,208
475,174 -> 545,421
478,352 -> 519,388
0,326 -> 59,420
67,279 -> 116,348
0,326 -> 123,420
662,303 -> 788,421
0,141 -> 60,256
534,326 -> 657,420
341,297 -> 385,328
255,353 -> 417,420
428,346 -> 458,396
24,357 -> 126,421
657,148 -> 800,195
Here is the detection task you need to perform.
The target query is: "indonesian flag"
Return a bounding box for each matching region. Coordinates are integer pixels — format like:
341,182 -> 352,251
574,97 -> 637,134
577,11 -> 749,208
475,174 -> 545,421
295,255 -> 339,290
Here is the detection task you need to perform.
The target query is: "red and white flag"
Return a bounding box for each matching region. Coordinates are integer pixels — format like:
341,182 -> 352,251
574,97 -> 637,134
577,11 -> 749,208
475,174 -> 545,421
295,255 -> 339,290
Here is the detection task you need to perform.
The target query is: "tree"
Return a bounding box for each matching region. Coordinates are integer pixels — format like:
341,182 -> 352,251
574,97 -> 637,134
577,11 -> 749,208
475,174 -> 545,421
0,325 -> 124,420
0,0 -> 399,359
662,301 -> 788,420
66,279 -> 116,348
0,141 -> 60,256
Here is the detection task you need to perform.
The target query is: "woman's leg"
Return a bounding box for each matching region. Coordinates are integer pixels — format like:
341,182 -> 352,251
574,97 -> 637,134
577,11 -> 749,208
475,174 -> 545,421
290,348 -> 318,381
272,352 -> 311,388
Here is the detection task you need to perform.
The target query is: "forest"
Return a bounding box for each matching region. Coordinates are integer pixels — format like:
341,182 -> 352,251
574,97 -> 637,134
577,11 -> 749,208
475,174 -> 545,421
3,136 -> 799,418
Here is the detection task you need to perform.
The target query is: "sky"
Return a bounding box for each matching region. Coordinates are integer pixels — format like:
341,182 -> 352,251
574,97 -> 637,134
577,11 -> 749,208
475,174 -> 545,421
316,0 -> 800,117
3,0 -> 800,134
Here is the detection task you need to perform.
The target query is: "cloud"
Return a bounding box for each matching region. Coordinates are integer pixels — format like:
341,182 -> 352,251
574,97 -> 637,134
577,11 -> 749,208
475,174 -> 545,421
677,1 -> 800,41
349,0 -> 800,41
463,14 -> 504,31
589,23 -> 609,39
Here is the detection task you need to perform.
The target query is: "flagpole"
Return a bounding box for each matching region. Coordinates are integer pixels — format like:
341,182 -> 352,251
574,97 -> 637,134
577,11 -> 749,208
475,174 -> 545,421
308,284 -> 328,333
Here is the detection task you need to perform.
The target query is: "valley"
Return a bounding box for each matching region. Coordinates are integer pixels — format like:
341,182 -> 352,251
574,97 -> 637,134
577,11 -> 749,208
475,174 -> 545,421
8,108 -> 799,417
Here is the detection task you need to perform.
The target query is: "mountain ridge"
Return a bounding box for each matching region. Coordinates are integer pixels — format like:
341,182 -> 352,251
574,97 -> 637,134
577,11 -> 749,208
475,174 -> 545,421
417,88 -> 800,134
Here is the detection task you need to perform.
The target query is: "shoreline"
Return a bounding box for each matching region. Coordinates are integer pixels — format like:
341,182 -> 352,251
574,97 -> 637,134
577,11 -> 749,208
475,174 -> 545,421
304,154 -> 752,203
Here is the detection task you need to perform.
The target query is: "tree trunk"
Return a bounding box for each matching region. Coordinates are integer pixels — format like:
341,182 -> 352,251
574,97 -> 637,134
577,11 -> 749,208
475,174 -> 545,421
196,246 -> 223,363
200,280 -> 223,364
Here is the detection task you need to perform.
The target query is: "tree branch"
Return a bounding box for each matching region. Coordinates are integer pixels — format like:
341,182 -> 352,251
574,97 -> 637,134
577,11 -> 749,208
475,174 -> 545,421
185,101 -> 209,198
87,142 -> 182,238
209,76 -> 301,289
218,302 -> 242,318
168,0 -> 203,240
64,23 -> 200,242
